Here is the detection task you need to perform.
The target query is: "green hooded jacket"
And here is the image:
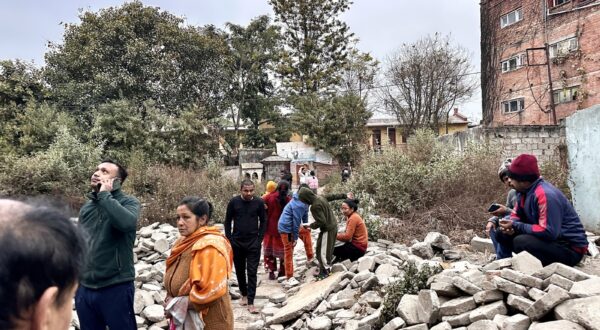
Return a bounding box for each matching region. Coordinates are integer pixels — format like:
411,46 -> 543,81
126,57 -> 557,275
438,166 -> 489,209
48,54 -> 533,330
297,187 -> 346,231
79,181 -> 140,289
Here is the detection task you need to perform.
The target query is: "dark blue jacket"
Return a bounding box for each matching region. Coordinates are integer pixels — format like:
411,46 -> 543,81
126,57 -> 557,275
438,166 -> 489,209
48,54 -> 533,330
510,178 -> 588,250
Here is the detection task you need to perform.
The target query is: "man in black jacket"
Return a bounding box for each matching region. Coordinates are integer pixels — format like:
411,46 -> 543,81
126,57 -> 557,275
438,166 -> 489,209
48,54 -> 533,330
225,179 -> 266,314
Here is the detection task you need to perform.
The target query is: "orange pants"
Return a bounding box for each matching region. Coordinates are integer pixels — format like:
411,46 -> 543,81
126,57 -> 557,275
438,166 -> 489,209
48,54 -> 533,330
280,233 -> 295,279
299,226 -> 314,260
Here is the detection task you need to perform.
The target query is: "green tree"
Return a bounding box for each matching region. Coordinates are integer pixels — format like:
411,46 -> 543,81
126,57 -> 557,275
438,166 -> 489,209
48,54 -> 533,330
269,0 -> 354,95
292,93 -> 370,164
44,1 -> 229,123
0,60 -> 47,106
224,15 -> 283,149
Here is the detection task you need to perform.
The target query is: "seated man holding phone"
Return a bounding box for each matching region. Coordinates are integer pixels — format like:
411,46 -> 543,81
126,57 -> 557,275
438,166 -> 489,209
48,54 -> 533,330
492,154 -> 588,266
486,158 -> 518,259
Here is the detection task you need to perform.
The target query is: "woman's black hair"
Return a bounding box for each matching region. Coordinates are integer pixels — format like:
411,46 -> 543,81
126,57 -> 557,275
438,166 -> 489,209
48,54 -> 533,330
0,202 -> 86,329
277,180 -> 290,208
343,199 -> 360,212
179,196 -> 213,221
309,170 -> 315,176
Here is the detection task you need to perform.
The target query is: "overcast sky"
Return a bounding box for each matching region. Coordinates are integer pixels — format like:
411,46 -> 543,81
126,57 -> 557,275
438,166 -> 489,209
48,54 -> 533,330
0,0 -> 482,121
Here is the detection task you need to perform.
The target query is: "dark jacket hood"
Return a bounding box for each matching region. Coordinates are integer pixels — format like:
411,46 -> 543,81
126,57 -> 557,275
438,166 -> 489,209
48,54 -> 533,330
298,187 -> 317,205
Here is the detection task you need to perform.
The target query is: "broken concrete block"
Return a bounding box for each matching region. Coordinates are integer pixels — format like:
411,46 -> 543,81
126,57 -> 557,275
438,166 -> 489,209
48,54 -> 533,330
470,236 -> 495,253
527,287 -> 546,301
441,310 -> 471,327
506,294 -> 534,313
473,290 -> 504,304
403,324 -> 428,330
357,256 -> 376,272
569,276 -> 600,297
528,320 -> 585,330
554,296 -> 600,329
380,317 -> 405,330
525,284 -> 570,321
501,313 -> 530,330
542,274 -> 574,291
417,289 -> 440,324
532,263 -> 591,281
500,268 -> 544,289
468,300 -> 507,322
452,276 -> 483,295
396,294 -> 420,325
491,276 -> 528,296
492,314 -> 509,328
430,281 -> 461,297
307,316 -> 332,330
430,321 -> 452,330
411,241 -> 434,259
511,251 -> 543,276
424,232 -> 453,250
467,319 -> 498,330
439,296 -> 476,316
481,258 -> 512,271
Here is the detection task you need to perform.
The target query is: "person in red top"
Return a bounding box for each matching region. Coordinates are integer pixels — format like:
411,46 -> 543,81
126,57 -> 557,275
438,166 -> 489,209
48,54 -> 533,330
333,199 -> 368,262
262,181 -> 291,279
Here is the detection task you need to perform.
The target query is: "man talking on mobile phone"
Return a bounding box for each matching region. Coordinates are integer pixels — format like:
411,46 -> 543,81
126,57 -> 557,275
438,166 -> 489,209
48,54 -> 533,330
75,160 -> 140,330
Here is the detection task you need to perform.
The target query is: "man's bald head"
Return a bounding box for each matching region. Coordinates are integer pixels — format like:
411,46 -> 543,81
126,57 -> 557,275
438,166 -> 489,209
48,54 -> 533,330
0,199 -> 31,226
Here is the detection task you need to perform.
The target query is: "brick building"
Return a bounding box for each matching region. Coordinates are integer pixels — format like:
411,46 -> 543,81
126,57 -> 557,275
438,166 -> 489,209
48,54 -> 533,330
481,0 -> 600,126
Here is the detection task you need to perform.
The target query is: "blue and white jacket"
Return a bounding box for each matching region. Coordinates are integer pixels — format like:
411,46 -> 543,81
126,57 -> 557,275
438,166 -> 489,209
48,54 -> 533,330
278,193 -> 308,241
510,178 -> 588,253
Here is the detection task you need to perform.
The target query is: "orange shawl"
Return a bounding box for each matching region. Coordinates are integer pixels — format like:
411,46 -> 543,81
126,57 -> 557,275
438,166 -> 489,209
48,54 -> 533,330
166,226 -> 233,305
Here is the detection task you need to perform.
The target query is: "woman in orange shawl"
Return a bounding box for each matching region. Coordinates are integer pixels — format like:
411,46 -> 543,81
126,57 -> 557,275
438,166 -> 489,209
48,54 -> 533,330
164,196 -> 234,330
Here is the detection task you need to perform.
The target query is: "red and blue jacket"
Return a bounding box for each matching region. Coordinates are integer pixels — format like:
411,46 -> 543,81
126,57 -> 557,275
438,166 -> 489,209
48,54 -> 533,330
510,178 -> 588,254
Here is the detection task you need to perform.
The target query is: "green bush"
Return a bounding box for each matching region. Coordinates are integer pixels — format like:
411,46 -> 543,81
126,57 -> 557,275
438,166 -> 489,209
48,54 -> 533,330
0,127 -> 102,206
378,261 -> 442,327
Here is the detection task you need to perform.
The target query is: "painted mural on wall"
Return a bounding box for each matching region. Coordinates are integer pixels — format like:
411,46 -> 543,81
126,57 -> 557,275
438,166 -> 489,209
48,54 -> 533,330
276,142 -> 334,165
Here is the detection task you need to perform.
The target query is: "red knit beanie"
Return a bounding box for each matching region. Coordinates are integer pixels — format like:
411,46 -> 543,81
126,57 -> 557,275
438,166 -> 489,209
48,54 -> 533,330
508,154 -> 540,182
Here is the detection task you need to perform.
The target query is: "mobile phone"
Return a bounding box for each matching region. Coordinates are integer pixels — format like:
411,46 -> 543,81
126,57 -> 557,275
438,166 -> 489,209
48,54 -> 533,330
488,203 -> 500,212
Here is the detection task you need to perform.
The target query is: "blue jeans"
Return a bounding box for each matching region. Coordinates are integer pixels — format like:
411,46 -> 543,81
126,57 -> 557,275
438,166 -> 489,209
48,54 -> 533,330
75,281 -> 136,330
490,227 -> 514,259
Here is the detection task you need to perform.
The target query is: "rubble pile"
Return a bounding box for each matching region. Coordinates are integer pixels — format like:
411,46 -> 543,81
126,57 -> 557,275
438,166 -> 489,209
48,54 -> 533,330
70,222 -> 600,330
261,231 -> 600,330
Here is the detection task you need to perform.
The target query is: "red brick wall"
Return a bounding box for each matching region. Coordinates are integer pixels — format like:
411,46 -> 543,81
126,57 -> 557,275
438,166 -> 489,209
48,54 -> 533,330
482,0 -> 600,126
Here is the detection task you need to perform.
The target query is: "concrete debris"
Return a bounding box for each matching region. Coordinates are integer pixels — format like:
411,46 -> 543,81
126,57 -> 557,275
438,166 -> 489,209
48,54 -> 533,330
68,224 -> 600,330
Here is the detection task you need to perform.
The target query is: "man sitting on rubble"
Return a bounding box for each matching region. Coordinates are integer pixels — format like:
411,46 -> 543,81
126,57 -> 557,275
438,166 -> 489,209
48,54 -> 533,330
495,153 -> 588,266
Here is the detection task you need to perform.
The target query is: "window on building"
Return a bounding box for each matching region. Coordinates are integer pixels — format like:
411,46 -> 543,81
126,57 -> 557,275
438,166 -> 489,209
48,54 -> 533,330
500,8 -> 523,28
549,37 -> 578,58
553,86 -> 578,104
553,0 -> 570,6
501,98 -> 525,114
501,54 -> 525,73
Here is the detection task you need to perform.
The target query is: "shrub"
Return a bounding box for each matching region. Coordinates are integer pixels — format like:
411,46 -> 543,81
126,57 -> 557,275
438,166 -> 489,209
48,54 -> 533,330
132,161 -> 239,227
540,160 -> 571,200
0,127 -> 102,207
324,130 -> 508,244
378,261 -> 442,327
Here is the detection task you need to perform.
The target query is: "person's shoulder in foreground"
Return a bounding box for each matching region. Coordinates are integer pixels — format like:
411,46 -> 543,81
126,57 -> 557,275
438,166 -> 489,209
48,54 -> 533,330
0,198 -> 86,330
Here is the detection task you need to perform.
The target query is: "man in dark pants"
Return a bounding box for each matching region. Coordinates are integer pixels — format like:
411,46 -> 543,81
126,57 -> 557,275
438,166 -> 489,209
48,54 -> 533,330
495,154 -> 588,266
76,160 -> 140,330
225,179 -> 266,314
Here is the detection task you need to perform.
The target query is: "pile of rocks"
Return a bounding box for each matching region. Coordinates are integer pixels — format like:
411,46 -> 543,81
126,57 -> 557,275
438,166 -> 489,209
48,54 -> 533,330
260,232 -> 600,330
70,221 -> 600,330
